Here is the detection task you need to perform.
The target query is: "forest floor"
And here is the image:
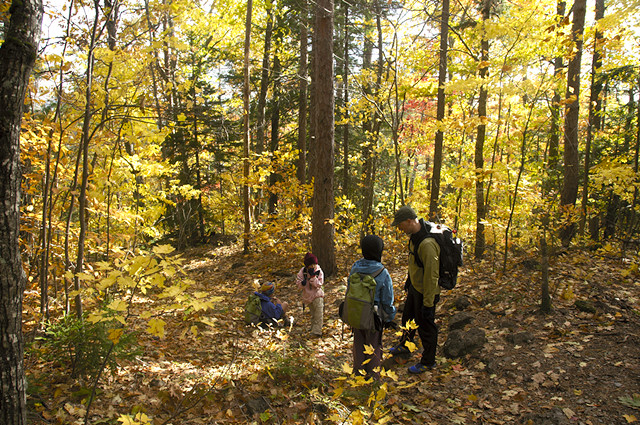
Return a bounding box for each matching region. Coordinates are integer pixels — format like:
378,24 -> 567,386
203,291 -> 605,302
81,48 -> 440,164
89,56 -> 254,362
25,239 -> 640,425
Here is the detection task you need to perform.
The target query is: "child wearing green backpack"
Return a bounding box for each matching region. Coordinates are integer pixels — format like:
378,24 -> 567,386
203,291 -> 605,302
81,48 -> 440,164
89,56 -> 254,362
347,235 -> 396,380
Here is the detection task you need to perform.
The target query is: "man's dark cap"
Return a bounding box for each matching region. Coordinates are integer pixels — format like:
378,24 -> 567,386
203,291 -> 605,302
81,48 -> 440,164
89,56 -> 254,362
391,205 -> 417,226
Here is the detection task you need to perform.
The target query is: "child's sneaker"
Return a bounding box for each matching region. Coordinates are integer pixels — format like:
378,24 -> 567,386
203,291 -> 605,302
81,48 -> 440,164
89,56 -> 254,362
388,344 -> 411,356
408,363 -> 436,374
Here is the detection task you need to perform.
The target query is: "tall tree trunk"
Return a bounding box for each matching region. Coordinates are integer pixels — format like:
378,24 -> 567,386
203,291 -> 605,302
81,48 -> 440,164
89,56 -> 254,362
311,0 -> 336,277
242,0 -> 253,252
268,55 -> 281,215
361,4 -> 380,233
581,0 -> 605,237
429,0 -> 449,219
341,1 -> 350,198
297,3 -> 308,186
474,0 -> 491,259
560,0 -> 587,246
0,1 -> 42,423
256,7 -> 273,157
546,0 -> 566,193
74,0 -> 101,319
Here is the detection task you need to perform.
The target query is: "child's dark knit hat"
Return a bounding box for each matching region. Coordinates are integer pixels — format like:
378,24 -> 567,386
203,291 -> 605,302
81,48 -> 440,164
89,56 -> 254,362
304,253 -> 318,267
361,235 -> 384,262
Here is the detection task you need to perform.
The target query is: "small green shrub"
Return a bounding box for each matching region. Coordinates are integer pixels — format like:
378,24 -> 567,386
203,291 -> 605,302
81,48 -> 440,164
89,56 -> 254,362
34,315 -> 140,380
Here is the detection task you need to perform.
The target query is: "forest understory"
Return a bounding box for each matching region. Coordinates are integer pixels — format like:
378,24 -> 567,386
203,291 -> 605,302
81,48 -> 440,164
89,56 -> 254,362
24,241 -> 640,425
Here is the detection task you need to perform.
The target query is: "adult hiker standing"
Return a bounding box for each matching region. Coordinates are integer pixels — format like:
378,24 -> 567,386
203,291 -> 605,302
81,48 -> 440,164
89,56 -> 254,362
389,205 -> 441,374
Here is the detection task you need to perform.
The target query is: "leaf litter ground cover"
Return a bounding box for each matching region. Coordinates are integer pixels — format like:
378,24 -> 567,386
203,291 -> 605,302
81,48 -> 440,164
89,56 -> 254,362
25,242 -> 640,424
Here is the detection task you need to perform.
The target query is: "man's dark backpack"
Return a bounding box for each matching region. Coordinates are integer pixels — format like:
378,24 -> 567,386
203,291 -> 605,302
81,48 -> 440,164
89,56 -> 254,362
412,220 -> 463,290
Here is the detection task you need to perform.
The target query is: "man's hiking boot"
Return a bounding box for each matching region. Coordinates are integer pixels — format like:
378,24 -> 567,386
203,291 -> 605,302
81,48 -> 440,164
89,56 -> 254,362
408,363 -> 436,374
388,344 -> 411,356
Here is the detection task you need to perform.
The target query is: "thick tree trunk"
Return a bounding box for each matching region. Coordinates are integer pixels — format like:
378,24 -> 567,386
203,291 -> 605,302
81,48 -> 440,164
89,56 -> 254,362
311,0 -> 336,277
560,0 -> 587,246
0,1 -> 43,423
429,0 -> 449,219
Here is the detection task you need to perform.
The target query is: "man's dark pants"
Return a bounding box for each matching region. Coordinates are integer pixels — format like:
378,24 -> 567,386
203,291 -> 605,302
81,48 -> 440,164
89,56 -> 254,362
399,284 -> 439,366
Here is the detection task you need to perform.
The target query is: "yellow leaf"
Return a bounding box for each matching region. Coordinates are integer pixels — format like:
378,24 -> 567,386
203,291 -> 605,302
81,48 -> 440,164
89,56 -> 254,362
624,415 -> 637,423
403,319 -> 419,331
380,369 -> 398,381
147,318 -> 166,338
108,300 -> 128,312
363,344 -> 375,355
332,387 -> 344,399
140,311 -> 152,319
153,244 -> 175,255
109,328 -> 123,344
87,313 -> 105,324
405,341 -> 418,353
342,362 -> 353,375
114,315 -> 126,325
190,325 -> 198,336
117,414 -> 135,425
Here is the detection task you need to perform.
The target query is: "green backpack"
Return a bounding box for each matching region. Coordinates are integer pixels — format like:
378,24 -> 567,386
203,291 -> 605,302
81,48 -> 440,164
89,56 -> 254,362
244,293 -> 264,325
339,268 -> 384,330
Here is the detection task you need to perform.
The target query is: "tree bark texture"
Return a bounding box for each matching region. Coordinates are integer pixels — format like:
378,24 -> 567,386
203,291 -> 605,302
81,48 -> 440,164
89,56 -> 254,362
429,0 -> 449,219
297,3 -> 308,186
474,0 -> 491,259
311,0 -> 337,277
242,0 -> 253,252
581,0 -> 605,237
0,1 -> 43,423
560,0 -> 587,246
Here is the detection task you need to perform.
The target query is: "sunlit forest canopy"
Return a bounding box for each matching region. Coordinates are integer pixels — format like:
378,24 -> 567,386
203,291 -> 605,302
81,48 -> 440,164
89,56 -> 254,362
3,0 -> 640,423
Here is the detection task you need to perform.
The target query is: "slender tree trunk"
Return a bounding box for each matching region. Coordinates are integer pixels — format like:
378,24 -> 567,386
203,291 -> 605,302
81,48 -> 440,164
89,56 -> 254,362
474,0 -> 491,259
559,0 -> 587,246
341,1 -> 350,198
547,0 -> 566,192
311,0 -> 336,276
634,80 -> 640,210
297,3 -> 308,186
268,55 -> 281,215
243,0 -> 253,252
429,0 -> 449,219
74,0 -> 101,318
540,218 -> 551,312
256,7 -> 273,157
581,0 -> 605,237
0,0 -> 42,422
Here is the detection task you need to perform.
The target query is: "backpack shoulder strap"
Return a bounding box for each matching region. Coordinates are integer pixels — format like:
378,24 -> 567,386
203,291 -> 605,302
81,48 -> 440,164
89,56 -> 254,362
371,267 -> 385,278
411,221 -> 430,268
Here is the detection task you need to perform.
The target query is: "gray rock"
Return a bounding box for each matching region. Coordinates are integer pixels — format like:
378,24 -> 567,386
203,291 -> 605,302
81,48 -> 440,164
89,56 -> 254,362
443,327 -> 486,358
454,295 -> 472,310
506,331 -> 534,345
449,311 -> 474,330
